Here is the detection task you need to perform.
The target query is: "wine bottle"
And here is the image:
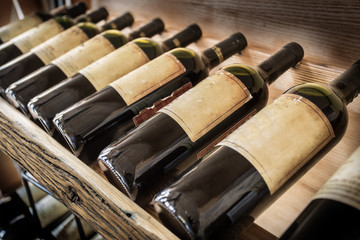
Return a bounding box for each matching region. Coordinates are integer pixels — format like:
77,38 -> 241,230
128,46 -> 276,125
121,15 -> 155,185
279,146 -> 360,240
74,7 -> 109,23
0,12 -> 133,98
28,23 -> 201,135
153,60 -> 360,239
53,33 -> 247,161
0,7 -> 108,66
97,42 -> 304,205
6,18 -> 164,117
0,2 -> 87,44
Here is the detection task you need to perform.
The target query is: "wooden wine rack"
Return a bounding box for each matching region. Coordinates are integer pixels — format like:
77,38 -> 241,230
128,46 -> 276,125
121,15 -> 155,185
0,0 -> 359,239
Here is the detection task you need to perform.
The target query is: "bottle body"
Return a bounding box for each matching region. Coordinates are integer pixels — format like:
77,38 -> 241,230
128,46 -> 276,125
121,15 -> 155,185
154,81 -> 349,239
0,2 -> 87,44
98,64 -> 269,205
53,33 -> 247,160
279,146 -> 360,240
28,38 -> 162,133
6,30 -> 128,116
0,22 -> 99,97
0,13 -> 50,44
54,47 -> 208,158
0,16 -> 75,66
28,24 -> 202,135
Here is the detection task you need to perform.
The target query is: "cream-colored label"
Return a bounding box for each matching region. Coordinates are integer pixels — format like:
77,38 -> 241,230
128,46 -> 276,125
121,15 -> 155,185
32,26 -> 89,65
52,35 -> 115,77
218,94 -> 335,194
110,53 -> 186,105
12,19 -> 64,53
80,42 -> 149,90
0,14 -> 43,42
313,147 -> 360,210
160,70 -> 252,142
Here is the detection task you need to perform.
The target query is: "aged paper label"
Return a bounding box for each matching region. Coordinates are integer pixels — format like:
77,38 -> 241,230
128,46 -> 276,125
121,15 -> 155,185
110,52 -> 186,105
314,147 -> 360,210
0,14 -> 42,42
160,70 -> 252,142
12,19 -> 64,53
32,25 -> 89,65
52,34 -> 115,77
218,94 -> 335,194
80,42 -> 149,90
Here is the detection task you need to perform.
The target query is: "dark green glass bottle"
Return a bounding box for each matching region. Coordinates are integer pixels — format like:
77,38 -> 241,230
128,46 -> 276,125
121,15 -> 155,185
28,23 -> 201,135
0,2 -> 87,44
0,12 -> 133,98
0,7 -> 108,66
97,42 -> 304,206
153,60 -> 360,240
53,33 -> 247,162
279,146 -> 360,240
6,18 -> 163,117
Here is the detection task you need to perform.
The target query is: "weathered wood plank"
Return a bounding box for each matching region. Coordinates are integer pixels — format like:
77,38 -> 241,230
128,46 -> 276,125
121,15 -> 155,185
0,97 -> 178,240
1,0 -> 360,238
0,98 -> 277,240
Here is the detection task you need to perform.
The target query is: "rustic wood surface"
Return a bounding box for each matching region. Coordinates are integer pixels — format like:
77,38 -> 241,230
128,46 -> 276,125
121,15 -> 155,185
0,98 -> 178,240
95,0 -> 360,70
0,98 -> 277,239
0,0 -> 359,238
93,0 -> 360,237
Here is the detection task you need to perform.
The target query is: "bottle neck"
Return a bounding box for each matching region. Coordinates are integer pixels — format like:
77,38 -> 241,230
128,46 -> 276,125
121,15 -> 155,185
101,12 -> 134,31
77,7 -> 108,24
59,2 -> 87,18
257,42 -> 304,85
161,24 -> 202,51
127,18 -> 165,41
329,61 -> 360,105
201,33 -> 247,69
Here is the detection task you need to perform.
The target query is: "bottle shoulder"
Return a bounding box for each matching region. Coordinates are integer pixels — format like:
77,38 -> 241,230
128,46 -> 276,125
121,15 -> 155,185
169,47 -> 197,58
221,64 -> 267,92
54,16 -> 75,30
132,37 -> 163,59
76,22 -> 99,38
101,30 -> 127,48
169,47 -> 207,75
286,83 -> 348,132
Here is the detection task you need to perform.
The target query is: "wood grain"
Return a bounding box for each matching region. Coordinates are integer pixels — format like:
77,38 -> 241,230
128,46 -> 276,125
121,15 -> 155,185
0,0 -> 359,239
95,0 -> 360,69
0,98 -> 177,240
0,98 -> 276,239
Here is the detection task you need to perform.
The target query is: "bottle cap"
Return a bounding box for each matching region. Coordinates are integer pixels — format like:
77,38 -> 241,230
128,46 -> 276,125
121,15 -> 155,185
102,12 -> 135,31
128,18 -> 165,40
283,42 -> 305,63
63,2 -> 87,18
162,23 -> 202,51
258,42 -> 304,84
229,32 -> 248,53
202,32 -> 248,69
77,7 -> 109,23
329,60 -> 360,104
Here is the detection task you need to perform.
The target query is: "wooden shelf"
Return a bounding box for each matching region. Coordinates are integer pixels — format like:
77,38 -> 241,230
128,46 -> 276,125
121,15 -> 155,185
0,0 -> 359,239
0,97 -> 276,239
